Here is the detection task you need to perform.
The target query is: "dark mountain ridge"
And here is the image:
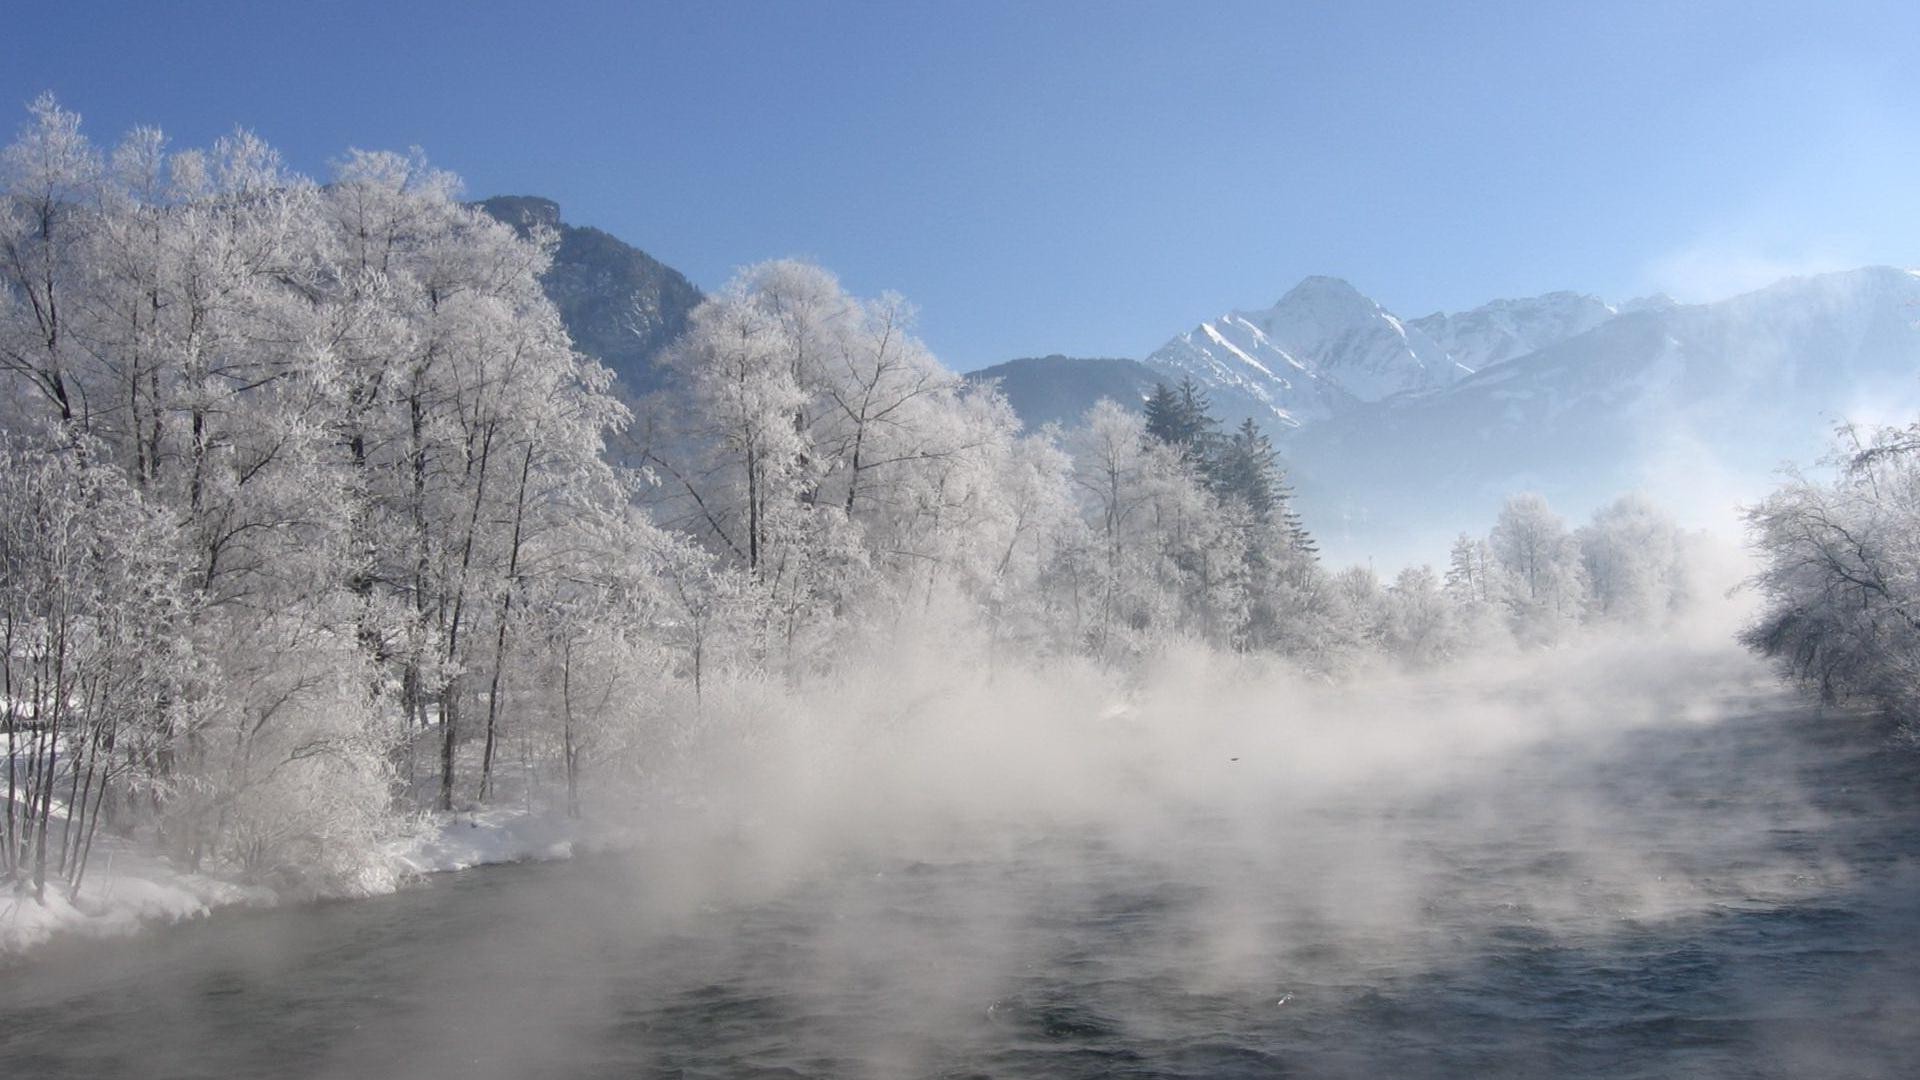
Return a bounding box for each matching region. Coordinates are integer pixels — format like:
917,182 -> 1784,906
476,195 -> 702,395
963,355 -> 1164,429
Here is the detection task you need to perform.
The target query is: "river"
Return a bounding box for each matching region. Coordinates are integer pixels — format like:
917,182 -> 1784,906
2,686 -> 1917,1079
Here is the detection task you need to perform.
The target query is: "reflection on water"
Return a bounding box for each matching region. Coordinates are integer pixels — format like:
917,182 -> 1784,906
3,693 -> 1917,1079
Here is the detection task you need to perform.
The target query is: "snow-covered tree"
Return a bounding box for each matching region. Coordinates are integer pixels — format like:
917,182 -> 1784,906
1743,424 -> 1920,722
0,99 -> 638,893
1382,564 -> 1461,666
1577,494 -> 1686,623
0,435 -> 187,900
1488,493 -> 1587,641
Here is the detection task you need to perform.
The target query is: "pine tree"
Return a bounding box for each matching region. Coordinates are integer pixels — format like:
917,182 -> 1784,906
1273,468 -> 1316,558
1142,383 -> 1183,446
1175,378 -> 1221,466
1202,417 -> 1317,568
1211,418 -> 1280,520
1141,377 -> 1219,468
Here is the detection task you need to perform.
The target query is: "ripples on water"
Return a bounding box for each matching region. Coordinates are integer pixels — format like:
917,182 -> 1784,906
2,692 -> 1917,1079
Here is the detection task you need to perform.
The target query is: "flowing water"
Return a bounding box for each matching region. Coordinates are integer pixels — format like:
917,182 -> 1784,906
3,689 -> 1918,1079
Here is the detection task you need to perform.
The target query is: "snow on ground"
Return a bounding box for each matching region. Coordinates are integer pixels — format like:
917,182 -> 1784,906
1,805 -> 583,957
389,805 -> 579,874
0,845 -> 274,955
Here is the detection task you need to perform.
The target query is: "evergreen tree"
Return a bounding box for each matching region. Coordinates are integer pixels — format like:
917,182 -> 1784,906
1142,382 -> 1182,446
1141,377 -> 1219,467
1175,378 -> 1219,453
1203,418 -> 1316,555
1211,418 -> 1280,520
1273,468 -> 1317,558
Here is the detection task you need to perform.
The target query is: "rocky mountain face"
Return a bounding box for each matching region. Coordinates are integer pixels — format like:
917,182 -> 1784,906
477,196 -> 702,395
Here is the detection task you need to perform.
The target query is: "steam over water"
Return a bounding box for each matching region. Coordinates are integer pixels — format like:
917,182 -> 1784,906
4,640 -> 1919,1078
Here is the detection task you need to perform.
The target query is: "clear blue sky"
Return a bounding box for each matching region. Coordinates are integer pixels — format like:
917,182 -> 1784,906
7,1 -> 1918,370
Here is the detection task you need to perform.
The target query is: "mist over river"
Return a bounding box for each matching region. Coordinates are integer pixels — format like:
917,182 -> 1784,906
9,9 -> 1920,1077
4,654 -> 1918,1080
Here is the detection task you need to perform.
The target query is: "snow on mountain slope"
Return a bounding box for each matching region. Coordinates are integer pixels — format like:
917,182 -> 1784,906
983,267 -> 1920,568
1143,275 -> 1476,428
1144,313 -> 1352,428
1408,291 -> 1616,374
1284,266 -> 1920,566
1246,276 -> 1468,400
1136,274 -> 1651,440
1141,276 -> 1613,430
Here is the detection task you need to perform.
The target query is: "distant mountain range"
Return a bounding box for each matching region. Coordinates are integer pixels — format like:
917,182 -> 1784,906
480,196 -> 1920,567
973,267 -> 1920,563
1144,275 -> 1469,428
1284,266 -> 1920,561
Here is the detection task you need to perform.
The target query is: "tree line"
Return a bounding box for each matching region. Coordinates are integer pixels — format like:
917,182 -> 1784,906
0,98 -> 1695,906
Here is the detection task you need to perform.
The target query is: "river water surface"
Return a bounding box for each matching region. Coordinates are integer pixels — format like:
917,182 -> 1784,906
3,685 -> 1918,1079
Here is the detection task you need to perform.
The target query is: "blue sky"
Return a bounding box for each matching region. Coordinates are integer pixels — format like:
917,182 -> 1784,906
7,1 -> 1918,370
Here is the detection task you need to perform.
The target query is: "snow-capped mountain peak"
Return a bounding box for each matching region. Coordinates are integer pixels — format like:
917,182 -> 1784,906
1142,276 -> 1469,429
1247,276 -> 1461,401
1268,275 -> 1383,323
1146,315 -> 1340,430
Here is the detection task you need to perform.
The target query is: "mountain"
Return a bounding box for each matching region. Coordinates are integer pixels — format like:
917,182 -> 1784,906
1245,276 -> 1470,400
964,355 -> 1163,429
1286,266 -> 1920,563
1141,313 -> 1347,429
477,196 -> 702,395
1143,276 -> 1474,429
980,268 -> 1920,566
455,205 -> 1920,570
975,278 -> 1627,437
1407,291 -> 1615,373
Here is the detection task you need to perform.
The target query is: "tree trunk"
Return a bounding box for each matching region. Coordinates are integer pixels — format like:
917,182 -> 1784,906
480,444 -> 533,803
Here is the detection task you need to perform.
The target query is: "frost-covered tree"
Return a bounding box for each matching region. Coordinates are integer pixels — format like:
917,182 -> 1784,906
0,94 -> 93,427
310,148 -> 629,808
1061,401 -> 1167,656
1444,533 -> 1497,606
0,98 -> 638,895
1051,399 -> 1269,658
646,259 -> 1066,669
1489,493 -> 1587,641
645,260 -> 863,672
0,435 -> 187,900
1382,565 -> 1462,667
1743,424 -> 1920,721
1577,494 -> 1686,623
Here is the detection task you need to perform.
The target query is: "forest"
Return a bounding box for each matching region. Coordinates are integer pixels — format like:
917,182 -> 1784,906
0,95 -> 1895,914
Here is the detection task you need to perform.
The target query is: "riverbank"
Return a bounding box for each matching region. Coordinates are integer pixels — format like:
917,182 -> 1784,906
0,805 -> 581,956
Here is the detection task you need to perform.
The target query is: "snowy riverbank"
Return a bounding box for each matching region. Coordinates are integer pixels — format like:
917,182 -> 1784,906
0,807 -> 582,956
